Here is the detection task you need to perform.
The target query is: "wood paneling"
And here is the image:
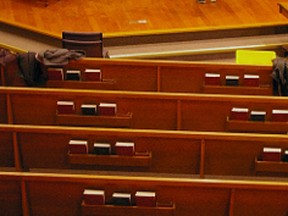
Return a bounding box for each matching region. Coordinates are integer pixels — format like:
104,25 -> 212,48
0,0 -> 287,38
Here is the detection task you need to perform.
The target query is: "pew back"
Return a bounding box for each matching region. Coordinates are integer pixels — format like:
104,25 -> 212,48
0,171 -> 288,216
1,124 -> 288,177
1,87 -> 288,133
2,58 -> 273,95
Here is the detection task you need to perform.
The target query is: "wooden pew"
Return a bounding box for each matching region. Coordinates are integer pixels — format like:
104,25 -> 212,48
1,171 -> 288,216
1,58 -> 273,95
1,123 -> 288,177
1,87 -> 288,133
0,128 -> 15,168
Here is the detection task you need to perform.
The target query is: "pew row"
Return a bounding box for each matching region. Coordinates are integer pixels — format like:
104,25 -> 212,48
1,87 -> 288,133
1,58 -> 273,95
1,124 -> 288,177
0,171 -> 288,216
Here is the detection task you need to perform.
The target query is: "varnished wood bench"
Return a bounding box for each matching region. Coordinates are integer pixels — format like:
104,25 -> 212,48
1,58 -> 273,95
0,171 -> 287,216
0,87 -> 288,133
1,123 -> 288,177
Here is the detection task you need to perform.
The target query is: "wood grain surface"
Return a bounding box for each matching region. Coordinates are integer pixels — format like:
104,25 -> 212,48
0,0 -> 287,39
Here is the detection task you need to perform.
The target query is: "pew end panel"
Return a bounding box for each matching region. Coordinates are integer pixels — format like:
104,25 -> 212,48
0,66 -> 3,86
27,180 -> 82,216
0,131 -> 15,168
18,132 -> 71,170
0,93 -> 7,123
0,176 -> 23,216
11,94 -> 58,125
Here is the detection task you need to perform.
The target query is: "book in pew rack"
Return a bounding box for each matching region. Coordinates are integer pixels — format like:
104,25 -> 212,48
84,69 -> 102,81
225,75 -> 239,86
66,70 -> 81,81
243,74 -> 260,87
98,102 -> 117,116
83,189 -> 105,205
135,191 -> 156,207
57,101 -> 75,114
250,111 -> 266,122
204,73 -> 221,85
112,192 -> 132,206
93,143 -> 111,155
283,150 -> 288,162
262,147 -> 282,161
81,104 -> 98,115
271,109 -> 288,122
230,107 -> 249,121
115,142 -> 135,156
68,140 -> 88,154
47,67 -> 64,80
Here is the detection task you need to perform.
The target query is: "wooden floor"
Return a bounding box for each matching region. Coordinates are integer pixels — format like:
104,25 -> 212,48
0,0 -> 287,39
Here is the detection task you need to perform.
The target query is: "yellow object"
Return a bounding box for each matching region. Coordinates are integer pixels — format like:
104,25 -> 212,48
236,50 -> 276,66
